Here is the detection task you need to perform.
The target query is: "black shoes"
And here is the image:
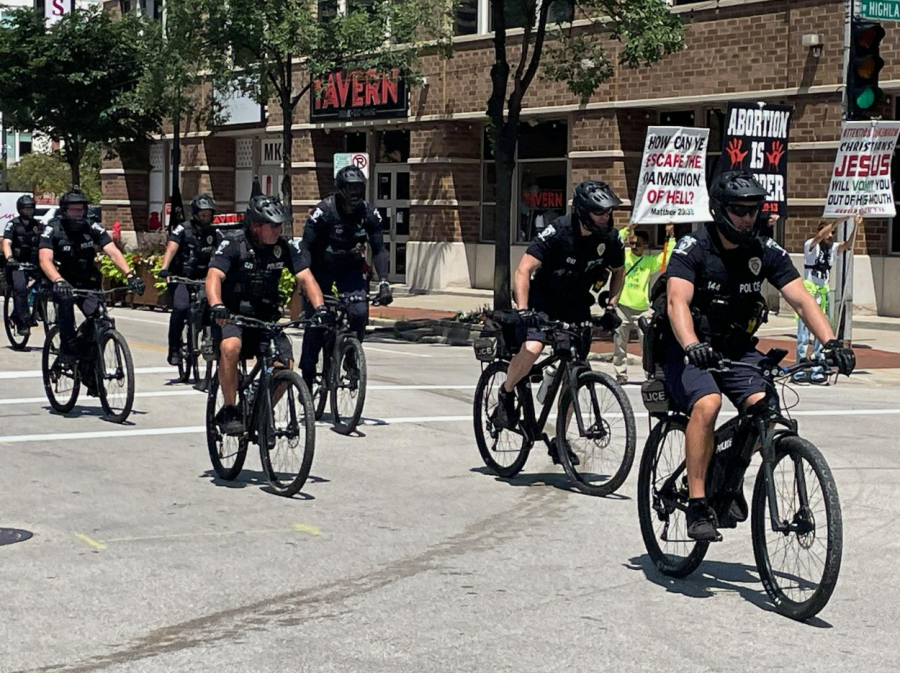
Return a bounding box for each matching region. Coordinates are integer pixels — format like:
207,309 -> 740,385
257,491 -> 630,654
215,405 -> 245,436
687,499 -> 723,542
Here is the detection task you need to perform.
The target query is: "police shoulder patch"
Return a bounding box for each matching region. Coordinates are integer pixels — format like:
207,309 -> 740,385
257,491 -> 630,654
91,223 -> 105,234
674,235 -> 697,255
537,224 -> 556,241
215,239 -> 230,255
42,225 -> 54,238
765,238 -> 788,257
310,207 -> 324,222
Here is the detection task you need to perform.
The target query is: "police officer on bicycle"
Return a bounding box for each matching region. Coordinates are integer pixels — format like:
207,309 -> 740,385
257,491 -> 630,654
38,187 -> 144,366
206,195 -> 326,435
158,194 -> 220,366
492,180 -> 627,463
298,166 -> 392,391
2,195 -> 43,337
664,171 -> 855,542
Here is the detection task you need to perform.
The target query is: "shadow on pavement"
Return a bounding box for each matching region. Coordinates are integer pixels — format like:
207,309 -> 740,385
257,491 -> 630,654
625,554 -> 833,628
469,465 -> 630,500
201,469 -> 325,501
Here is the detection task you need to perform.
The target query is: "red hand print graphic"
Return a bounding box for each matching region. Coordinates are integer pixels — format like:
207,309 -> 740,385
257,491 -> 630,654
766,140 -> 785,169
726,138 -> 748,168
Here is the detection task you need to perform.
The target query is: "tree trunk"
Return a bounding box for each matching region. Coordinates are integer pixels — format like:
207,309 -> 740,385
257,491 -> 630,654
65,141 -> 83,187
280,91 -> 294,238
170,115 -> 182,229
492,129 -> 517,310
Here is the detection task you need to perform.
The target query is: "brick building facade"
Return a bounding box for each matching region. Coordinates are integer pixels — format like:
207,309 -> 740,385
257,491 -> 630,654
102,0 -> 900,316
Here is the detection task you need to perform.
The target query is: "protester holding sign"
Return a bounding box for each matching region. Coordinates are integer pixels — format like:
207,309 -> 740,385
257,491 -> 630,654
794,215 -> 860,385
824,122 -> 900,218
611,223 -> 676,384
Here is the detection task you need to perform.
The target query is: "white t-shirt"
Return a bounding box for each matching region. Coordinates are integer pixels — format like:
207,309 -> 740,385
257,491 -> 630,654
803,238 -> 834,287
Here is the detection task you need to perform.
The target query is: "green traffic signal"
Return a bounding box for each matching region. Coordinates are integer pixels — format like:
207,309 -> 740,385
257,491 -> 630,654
848,19 -> 886,119
856,88 -> 877,110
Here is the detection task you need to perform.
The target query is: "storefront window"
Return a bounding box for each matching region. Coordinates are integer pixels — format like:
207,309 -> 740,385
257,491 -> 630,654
318,1 -> 338,21
489,1 -> 574,30
377,130 -> 410,162
480,120 -> 568,243
455,0 -> 479,35
517,162 -> 567,243
346,132 -> 367,153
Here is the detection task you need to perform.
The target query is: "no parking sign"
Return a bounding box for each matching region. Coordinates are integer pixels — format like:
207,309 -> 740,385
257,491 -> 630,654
334,153 -> 370,178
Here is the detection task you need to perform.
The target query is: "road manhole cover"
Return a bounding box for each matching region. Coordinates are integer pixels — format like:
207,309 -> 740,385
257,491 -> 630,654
0,528 -> 33,546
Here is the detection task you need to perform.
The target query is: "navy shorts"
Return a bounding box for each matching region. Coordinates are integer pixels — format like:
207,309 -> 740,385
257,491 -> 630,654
214,322 -> 293,365
663,341 -> 770,414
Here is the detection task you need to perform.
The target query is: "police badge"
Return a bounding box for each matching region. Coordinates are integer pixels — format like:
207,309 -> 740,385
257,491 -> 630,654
749,257 -> 762,276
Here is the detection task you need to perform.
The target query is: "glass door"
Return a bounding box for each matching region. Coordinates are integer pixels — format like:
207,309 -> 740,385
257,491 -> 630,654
373,165 -> 410,283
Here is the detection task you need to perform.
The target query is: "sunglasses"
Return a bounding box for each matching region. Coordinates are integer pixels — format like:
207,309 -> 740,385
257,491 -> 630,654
726,203 -> 761,217
590,207 -> 612,216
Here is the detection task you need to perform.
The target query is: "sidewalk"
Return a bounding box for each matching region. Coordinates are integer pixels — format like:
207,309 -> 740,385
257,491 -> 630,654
371,286 -> 900,370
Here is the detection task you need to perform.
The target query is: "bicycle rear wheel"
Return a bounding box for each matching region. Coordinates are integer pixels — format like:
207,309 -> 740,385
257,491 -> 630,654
473,360 -> 530,478
176,321 -> 192,383
637,418 -> 709,578
40,293 -> 56,328
751,436 -> 842,621
259,370 -> 316,497
330,336 -> 367,435
41,325 -> 80,413
312,347 -> 329,420
556,370 -> 636,497
4,286 -> 29,350
98,329 -> 135,423
205,371 -> 248,480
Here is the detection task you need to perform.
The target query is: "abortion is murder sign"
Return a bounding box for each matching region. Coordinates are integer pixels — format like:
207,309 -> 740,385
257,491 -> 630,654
716,102 -> 792,218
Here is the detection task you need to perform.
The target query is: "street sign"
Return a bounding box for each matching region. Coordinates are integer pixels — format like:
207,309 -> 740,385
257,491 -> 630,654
333,152 -> 370,178
859,0 -> 900,21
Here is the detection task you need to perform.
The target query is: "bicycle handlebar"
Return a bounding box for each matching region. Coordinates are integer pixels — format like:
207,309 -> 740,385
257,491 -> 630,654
227,314 -> 309,332
71,287 -> 129,298
711,356 -> 833,379
165,276 -> 205,287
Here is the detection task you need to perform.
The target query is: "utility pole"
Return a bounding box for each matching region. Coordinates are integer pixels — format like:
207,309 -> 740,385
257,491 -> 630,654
833,0 -> 856,343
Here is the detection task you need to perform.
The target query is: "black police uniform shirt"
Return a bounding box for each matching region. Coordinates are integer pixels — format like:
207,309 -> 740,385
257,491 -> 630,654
666,224 -> 799,353
208,230 -> 309,320
3,216 -> 42,264
301,195 -> 388,281
526,215 -> 626,316
39,218 -> 113,287
168,219 -> 220,279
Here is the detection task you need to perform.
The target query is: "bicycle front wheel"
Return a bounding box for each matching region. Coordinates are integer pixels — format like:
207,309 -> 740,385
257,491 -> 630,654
98,329 -> 135,423
4,286 -> 29,350
637,418 -> 709,578
176,321 -> 192,383
556,371 -> 636,497
330,336 -> 367,435
751,436 -> 843,621
313,347 -> 329,420
260,370 -> 316,497
42,325 -> 80,412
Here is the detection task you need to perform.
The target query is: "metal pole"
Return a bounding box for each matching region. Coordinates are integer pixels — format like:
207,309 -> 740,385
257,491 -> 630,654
832,0 -> 856,343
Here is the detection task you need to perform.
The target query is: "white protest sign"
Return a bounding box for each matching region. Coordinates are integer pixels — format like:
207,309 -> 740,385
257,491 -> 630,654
333,152 -> 370,178
824,121 -> 900,219
632,126 -> 712,224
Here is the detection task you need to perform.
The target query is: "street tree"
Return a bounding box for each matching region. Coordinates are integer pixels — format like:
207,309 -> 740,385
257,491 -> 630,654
7,144 -> 102,202
204,0 -> 454,230
486,0 -> 684,308
0,8 -> 162,186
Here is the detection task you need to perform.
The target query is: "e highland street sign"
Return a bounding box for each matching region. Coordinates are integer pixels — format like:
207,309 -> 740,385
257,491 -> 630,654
860,0 -> 900,21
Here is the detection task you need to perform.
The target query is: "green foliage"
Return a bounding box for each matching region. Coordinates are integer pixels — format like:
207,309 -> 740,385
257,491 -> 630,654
99,252 -> 166,292
0,8 -> 163,181
280,268 -> 296,308
7,145 -> 101,202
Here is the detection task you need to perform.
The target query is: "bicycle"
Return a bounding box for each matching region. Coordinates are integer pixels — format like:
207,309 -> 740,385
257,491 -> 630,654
309,293 -> 380,435
41,287 -> 135,423
206,314 -> 316,497
472,312 -> 637,497
3,262 -> 56,350
166,276 -> 210,386
637,348 -> 843,621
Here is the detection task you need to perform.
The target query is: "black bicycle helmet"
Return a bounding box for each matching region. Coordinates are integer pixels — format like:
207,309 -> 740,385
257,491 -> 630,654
573,180 -> 622,233
191,193 -> 217,218
16,194 -> 36,218
59,186 -> 90,232
245,195 -> 291,226
335,165 -> 367,211
709,171 -> 769,246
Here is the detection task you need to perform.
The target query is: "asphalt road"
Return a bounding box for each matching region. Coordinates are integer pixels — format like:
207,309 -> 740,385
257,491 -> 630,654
1,307 -> 899,673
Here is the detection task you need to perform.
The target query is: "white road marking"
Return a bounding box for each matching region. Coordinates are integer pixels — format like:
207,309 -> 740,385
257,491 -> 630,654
365,346 -> 432,358
0,390 -> 203,406
108,314 -> 169,326
0,366 -> 173,380
3,408 -> 899,444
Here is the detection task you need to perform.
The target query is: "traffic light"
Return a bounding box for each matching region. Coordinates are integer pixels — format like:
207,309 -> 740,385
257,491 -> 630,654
848,19 -> 886,120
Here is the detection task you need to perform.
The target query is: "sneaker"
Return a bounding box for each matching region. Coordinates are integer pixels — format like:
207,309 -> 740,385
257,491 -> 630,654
550,438 -> 581,467
616,375 -> 628,386
791,370 -> 810,385
15,323 -> 30,337
489,386 -> 519,431
810,371 -> 829,386
57,351 -> 77,368
215,405 -> 245,436
687,500 -> 723,542
168,348 -> 182,367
